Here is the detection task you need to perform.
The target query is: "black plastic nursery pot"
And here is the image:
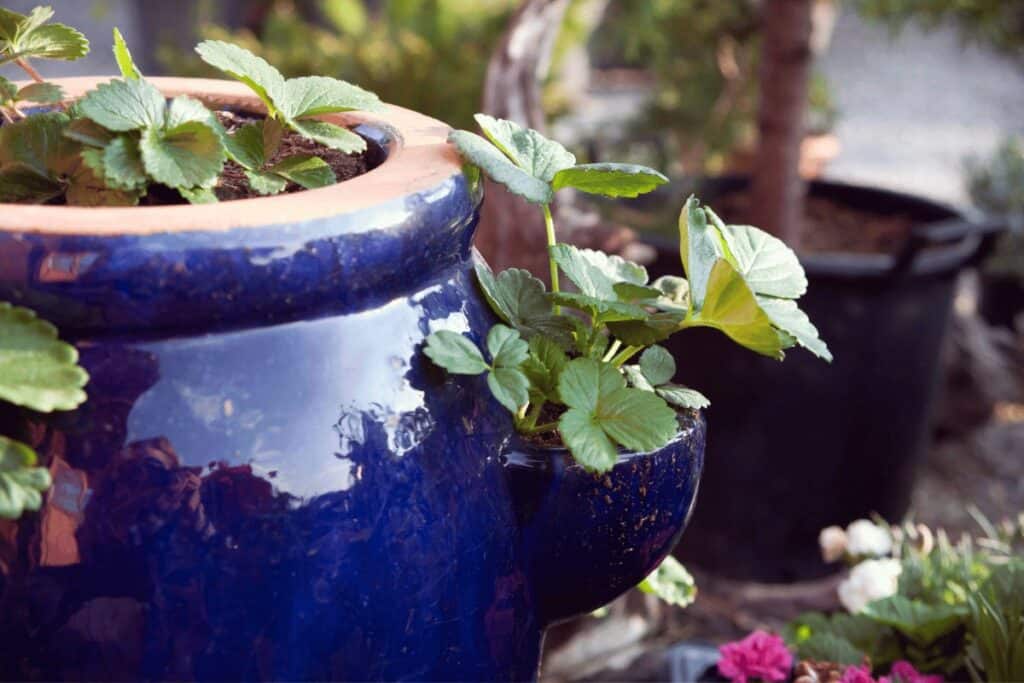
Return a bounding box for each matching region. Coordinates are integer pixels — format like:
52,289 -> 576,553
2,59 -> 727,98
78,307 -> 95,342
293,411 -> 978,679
633,177 -> 993,582
979,273 -> 1024,330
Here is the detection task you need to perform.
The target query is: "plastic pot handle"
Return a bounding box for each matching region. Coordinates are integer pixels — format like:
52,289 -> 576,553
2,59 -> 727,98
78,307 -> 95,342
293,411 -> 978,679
890,214 -> 1008,277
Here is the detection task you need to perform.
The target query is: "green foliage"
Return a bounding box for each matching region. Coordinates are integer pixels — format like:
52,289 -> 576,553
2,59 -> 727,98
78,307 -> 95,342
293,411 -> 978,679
0,435 -> 51,520
966,136 -> 1024,279
159,0 -> 518,132
0,12 -> 382,203
638,555 -> 697,608
196,39 -> 381,156
425,115 -> 826,472
965,562 -> 1024,682
786,514 -> 1024,677
855,0 -> 1024,60
0,302 -> 88,521
0,302 -> 87,412
0,5 -> 88,64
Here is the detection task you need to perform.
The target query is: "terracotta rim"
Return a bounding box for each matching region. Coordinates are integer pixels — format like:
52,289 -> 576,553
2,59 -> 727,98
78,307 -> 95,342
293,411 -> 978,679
0,77 -> 463,235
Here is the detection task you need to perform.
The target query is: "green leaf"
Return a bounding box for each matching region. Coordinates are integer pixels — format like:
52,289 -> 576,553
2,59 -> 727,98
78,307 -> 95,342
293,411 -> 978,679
64,118 -> 114,147
0,6 -> 88,61
245,170 -> 288,196
689,259 -> 787,360
607,311 -> 686,347
552,163 -> 668,198
473,263 -> 574,347
639,345 -> 675,386
0,75 -> 16,102
178,186 -> 218,204
101,136 -> 147,190
78,78 -> 165,132
268,154 -> 336,189
65,161 -> 143,207
487,367 -> 530,413
757,297 -> 832,361
226,121 -> 267,170
637,556 -> 697,608
550,243 -> 648,299
0,162 -> 62,203
656,385 -> 710,410
424,331 -> 489,375
140,121 -> 225,189
290,119 -> 366,154
679,196 -> 725,311
0,436 -> 51,520
15,81 -> 63,103
449,130 -> 552,204
558,358 -> 677,471
613,282 -> 663,303
622,364 -> 655,392
282,76 -> 382,118
487,324 -> 529,368
550,292 -> 649,325
795,633 -> 864,666
473,113 -> 575,182
717,223 -> 808,299
0,302 -> 88,412
559,408 -> 619,472
164,95 -> 219,130
650,275 -> 691,313
112,27 -> 142,80
195,40 -> 286,115
862,596 -> 967,645
0,111 -> 78,177
521,336 -> 568,402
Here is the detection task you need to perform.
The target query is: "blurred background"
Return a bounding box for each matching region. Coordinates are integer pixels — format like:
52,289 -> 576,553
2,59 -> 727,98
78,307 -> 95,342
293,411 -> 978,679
7,0 -> 1022,679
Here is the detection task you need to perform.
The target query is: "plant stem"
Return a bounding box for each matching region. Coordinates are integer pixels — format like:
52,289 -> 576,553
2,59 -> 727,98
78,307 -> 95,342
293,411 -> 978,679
602,340 -> 622,363
523,421 -> 559,436
524,400 -> 544,430
542,203 -> 560,312
610,345 -> 643,368
0,107 -> 14,124
15,58 -> 44,84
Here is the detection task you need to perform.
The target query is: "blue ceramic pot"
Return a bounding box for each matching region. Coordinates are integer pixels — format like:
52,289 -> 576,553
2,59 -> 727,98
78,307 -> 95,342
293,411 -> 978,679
0,78 -> 705,681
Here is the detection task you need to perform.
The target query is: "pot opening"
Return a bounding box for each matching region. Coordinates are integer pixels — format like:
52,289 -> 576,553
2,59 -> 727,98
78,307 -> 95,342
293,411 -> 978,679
3,103 -> 391,207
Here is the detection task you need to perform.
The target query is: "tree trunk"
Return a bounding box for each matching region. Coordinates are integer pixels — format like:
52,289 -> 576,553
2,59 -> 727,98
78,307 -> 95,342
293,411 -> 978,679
751,0 -> 814,246
477,0 -> 571,277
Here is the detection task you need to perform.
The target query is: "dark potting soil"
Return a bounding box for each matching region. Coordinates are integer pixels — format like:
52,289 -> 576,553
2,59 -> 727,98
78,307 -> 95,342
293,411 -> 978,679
211,111 -> 370,202
712,192 -> 917,255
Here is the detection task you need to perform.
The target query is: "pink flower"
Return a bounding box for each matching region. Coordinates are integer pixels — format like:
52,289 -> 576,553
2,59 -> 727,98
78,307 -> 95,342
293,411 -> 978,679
842,664 -> 877,683
717,630 -> 793,683
880,661 -> 943,683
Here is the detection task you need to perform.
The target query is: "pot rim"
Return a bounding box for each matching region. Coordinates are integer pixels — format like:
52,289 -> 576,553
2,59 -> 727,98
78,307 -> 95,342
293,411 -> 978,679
0,76 -> 463,235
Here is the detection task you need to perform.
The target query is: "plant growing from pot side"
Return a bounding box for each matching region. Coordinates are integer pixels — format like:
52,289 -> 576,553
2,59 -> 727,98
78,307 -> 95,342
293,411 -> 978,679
424,114 -> 832,472
0,6 -> 381,205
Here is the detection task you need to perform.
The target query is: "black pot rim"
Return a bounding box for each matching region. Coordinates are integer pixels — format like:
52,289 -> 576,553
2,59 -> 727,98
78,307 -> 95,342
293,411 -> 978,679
644,176 -> 993,281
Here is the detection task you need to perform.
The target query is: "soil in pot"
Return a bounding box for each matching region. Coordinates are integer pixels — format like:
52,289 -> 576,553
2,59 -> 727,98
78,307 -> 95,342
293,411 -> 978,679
211,112 -> 372,202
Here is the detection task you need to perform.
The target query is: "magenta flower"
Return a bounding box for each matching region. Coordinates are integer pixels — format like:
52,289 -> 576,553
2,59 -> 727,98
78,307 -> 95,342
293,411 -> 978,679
841,664 -> 877,683
717,630 -> 793,683
880,661 -> 943,683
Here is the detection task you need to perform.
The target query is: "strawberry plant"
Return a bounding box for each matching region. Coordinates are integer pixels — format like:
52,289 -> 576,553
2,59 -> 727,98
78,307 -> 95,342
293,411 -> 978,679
425,114 -> 831,473
0,6 -> 382,205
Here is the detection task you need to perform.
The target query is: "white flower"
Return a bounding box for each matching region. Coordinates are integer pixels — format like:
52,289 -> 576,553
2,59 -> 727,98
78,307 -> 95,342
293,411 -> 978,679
819,525 -> 848,563
845,519 -> 893,558
837,558 -> 902,613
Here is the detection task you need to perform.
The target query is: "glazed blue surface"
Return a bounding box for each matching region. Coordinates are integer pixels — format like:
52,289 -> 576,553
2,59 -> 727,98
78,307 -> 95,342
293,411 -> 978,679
0,126 -> 705,681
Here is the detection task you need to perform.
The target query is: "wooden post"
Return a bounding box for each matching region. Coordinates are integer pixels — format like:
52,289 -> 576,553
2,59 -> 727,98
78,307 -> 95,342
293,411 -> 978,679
750,0 -> 814,246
